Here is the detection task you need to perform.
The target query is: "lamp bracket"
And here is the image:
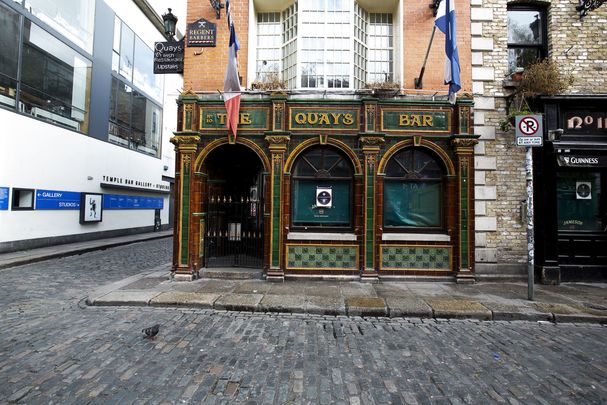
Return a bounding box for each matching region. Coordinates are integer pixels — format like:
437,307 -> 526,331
576,0 -> 605,18
210,0 -> 225,19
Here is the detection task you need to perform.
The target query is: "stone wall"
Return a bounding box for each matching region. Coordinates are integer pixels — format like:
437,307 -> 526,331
471,0 -> 607,278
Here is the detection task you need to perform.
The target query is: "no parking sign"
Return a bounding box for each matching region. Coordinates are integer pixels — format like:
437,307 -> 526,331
515,115 -> 543,147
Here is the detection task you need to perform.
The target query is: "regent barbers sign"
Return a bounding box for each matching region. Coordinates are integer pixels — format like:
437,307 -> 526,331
187,18 -> 216,47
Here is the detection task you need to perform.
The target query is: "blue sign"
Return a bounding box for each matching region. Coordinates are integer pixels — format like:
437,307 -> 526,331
35,189 -> 81,210
0,187 -> 9,210
103,194 -> 163,210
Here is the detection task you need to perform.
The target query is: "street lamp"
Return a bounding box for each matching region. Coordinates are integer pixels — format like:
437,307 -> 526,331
162,8 -> 178,40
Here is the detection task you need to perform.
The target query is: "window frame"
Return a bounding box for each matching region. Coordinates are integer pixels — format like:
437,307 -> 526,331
507,4 -> 548,74
11,188 -> 34,210
382,148 -> 447,233
290,145 -> 355,231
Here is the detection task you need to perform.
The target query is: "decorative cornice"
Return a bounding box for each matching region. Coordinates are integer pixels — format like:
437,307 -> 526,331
265,135 -> 291,145
359,136 -> 385,147
171,135 -> 201,147
451,138 -> 478,149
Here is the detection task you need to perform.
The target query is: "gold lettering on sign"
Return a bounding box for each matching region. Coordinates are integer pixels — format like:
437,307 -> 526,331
343,114 -> 354,125
291,112 -> 356,126
399,114 -> 434,128
214,113 -> 252,125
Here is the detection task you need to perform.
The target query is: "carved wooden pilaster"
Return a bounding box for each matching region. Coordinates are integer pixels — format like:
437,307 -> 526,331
359,136 -> 384,280
451,136 -> 478,283
265,135 -> 290,280
170,135 -> 201,280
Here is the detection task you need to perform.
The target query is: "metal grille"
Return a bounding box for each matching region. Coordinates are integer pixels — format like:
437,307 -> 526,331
204,195 -> 263,268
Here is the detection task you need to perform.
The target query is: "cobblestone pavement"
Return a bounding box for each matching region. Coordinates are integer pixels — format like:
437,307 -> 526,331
1,238 -> 606,404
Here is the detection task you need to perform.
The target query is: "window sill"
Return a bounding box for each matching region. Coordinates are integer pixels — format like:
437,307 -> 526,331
382,233 -> 451,242
287,232 -> 357,241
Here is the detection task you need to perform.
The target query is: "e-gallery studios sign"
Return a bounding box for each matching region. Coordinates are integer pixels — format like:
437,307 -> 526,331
154,40 -> 184,74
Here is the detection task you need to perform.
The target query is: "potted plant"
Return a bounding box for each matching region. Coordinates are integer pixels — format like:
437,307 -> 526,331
500,59 -> 573,131
364,80 -> 401,98
250,73 -> 287,92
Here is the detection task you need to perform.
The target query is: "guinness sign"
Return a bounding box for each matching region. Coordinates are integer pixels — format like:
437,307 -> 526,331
557,155 -> 607,167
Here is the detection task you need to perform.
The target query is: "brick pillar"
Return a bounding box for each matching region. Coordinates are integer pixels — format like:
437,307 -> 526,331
452,136 -> 479,283
359,135 -> 385,280
170,134 -> 201,281
265,135 -> 290,280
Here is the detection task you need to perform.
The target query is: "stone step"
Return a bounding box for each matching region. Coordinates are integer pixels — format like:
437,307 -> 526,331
202,267 -> 263,280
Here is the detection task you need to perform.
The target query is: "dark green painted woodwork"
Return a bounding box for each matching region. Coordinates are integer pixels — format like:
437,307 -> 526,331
200,108 -> 269,130
271,159 -> 281,268
460,162 -> 469,268
288,108 -> 359,130
180,162 -> 190,265
365,163 -> 375,269
382,110 -> 450,132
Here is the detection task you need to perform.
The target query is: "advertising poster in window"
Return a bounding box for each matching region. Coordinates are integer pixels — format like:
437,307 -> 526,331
80,193 -> 103,224
292,182 -> 350,225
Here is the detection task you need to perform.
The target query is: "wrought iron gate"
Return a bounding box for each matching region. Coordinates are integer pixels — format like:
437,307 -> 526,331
204,194 -> 263,268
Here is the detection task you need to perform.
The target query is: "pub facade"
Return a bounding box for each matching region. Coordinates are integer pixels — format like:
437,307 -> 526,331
172,0 -> 477,281
172,94 -> 478,281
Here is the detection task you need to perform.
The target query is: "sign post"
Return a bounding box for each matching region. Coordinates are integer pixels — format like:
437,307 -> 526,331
515,114 -> 543,300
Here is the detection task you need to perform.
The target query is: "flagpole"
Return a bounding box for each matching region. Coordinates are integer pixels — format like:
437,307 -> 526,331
414,25 -> 437,89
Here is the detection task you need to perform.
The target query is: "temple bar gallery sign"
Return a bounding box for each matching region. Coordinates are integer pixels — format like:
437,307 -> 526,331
153,40 -> 184,74
187,18 -> 217,47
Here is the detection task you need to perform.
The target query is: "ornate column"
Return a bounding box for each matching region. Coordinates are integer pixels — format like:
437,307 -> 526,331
170,134 -> 200,281
359,135 -> 384,280
451,136 -> 479,283
265,135 -> 290,280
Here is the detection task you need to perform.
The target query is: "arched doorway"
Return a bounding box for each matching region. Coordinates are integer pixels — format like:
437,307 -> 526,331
203,144 -> 264,268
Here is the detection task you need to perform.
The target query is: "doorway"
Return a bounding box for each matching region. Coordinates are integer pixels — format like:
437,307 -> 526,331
203,144 -> 264,268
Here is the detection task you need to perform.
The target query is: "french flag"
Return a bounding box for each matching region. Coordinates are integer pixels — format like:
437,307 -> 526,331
224,0 -> 241,138
435,0 -> 461,104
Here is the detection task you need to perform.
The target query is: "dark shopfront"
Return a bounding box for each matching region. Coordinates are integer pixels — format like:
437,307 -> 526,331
171,92 -> 479,282
534,96 -> 607,282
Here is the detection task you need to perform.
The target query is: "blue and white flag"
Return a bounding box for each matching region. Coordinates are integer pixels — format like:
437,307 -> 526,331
435,0 -> 461,104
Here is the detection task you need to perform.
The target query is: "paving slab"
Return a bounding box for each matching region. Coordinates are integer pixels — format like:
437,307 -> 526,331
346,297 -> 387,317
259,294 -> 306,314
195,279 -> 239,293
233,281 -> 272,294
303,284 -> 340,297
385,297 -> 432,318
481,301 -> 553,322
426,298 -> 492,320
213,293 -> 263,312
150,292 -> 220,308
88,290 -> 161,306
553,313 -> 607,324
120,277 -> 169,290
305,296 -> 346,316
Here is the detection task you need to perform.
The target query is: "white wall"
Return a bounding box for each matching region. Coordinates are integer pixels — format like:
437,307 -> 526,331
0,111 -> 170,243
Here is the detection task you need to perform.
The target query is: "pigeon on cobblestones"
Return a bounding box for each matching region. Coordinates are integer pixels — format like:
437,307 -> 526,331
142,324 -> 160,339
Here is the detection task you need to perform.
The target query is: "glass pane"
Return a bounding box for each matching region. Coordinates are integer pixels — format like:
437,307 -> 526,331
557,172 -> 602,231
384,181 -> 441,227
24,0 -> 95,53
507,48 -> 540,73
292,180 -> 351,225
20,21 -> 92,132
119,22 -> 134,81
508,10 -> 542,45
0,4 -> 20,107
385,149 -> 443,179
133,37 -> 162,101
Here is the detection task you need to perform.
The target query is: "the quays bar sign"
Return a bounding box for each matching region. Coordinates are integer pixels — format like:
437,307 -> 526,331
187,18 -> 216,47
198,105 -> 452,133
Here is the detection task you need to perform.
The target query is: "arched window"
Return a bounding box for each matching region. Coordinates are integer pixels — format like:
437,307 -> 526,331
291,146 -> 353,228
383,148 -> 445,229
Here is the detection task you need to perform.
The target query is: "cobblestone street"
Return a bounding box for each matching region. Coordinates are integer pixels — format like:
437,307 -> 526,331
1,238 -> 606,404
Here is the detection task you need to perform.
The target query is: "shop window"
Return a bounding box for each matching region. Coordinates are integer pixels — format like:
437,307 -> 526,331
108,77 -> 162,157
557,172 -> 605,231
291,146 -> 353,228
507,5 -> 547,73
383,148 -> 445,229
0,4 -> 20,109
12,188 -> 34,210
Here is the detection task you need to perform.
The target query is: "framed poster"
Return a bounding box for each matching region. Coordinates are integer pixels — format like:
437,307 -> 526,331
80,193 -> 103,224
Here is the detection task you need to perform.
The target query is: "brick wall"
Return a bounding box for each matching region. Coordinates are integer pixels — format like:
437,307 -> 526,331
472,0 -> 607,277
184,0 -> 471,95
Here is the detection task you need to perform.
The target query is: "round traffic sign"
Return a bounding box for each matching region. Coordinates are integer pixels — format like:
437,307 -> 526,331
518,116 -> 540,135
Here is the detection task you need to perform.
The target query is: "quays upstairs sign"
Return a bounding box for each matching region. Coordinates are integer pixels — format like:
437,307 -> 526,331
197,103 -> 456,134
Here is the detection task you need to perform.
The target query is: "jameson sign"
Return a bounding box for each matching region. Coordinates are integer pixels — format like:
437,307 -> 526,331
187,18 -> 216,47
153,40 -> 184,74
